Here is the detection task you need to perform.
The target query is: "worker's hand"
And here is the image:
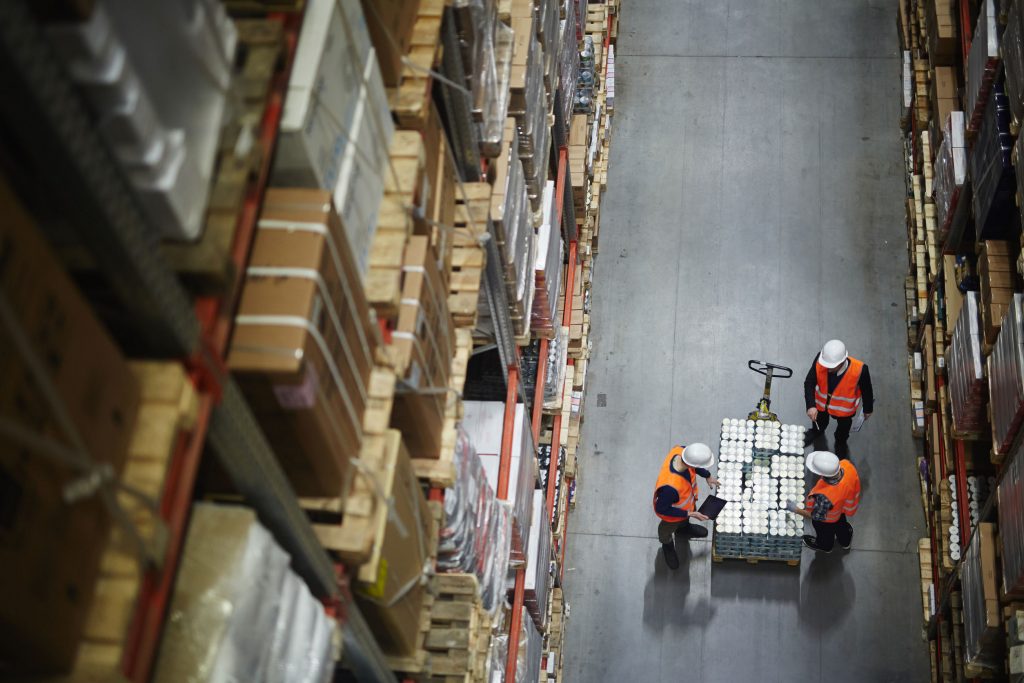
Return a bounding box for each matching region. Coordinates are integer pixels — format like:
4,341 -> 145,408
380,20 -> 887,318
689,511 -> 710,522
784,500 -> 799,513
707,476 -> 720,488
806,407 -> 818,422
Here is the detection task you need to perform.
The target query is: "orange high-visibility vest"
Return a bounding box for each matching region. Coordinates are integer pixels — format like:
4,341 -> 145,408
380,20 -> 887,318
653,446 -> 698,521
815,357 -> 864,418
805,460 -> 861,522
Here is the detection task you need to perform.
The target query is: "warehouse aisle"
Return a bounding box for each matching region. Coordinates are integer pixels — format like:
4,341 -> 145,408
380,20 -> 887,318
563,2 -> 928,681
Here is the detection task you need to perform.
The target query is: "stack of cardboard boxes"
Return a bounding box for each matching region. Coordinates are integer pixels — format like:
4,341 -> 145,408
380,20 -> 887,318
230,188 -> 381,500
979,240 -> 1018,346
0,181 -> 141,675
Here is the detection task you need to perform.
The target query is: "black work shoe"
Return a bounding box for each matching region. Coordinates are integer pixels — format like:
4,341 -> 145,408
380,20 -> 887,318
834,441 -> 850,459
803,429 -> 819,447
802,535 -> 832,553
662,543 -> 680,569
684,523 -> 709,538
838,541 -> 851,550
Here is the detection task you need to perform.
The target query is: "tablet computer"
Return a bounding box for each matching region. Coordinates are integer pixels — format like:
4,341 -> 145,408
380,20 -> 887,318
698,495 -> 728,519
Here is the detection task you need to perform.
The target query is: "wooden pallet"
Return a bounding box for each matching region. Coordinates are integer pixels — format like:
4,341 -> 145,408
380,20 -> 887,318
712,552 -> 801,567
410,328 -> 471,488
300,367 -> 397,582
162,19 -> 284,295
448,183 -> 490,328
40,362 -> 198,683
386,0 -> 445,130
366,132 -> 426,315
387,573 -> 494,683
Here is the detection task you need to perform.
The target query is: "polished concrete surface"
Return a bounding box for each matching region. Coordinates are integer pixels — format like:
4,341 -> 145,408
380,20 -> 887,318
563,1 -> 927,681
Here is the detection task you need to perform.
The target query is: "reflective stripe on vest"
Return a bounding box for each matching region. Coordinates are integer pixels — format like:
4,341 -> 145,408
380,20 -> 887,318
805,460 -> 861,522
814,357 -> 864,418
653,446 -> 698,521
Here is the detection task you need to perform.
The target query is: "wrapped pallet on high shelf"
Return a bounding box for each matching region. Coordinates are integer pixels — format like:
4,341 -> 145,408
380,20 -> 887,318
961,522 -> 1003,676
930,67 -> 957,145
971,83 -> 1018,242
532,181 -> 564,337
46,1 -> 236,240
988,294 -> 1024,456
273,0 -> 395,277
0,181 -> 142,676
1000,442 -> 1024,600
508,0 -> 553,214
491,118 -> 538,339
452,0 -> 514,157
1005,0 -> 1024,130
153,504 -> 336,683
439,429 -> 513,614
463,401 -> 538,561
948,292 -> 987,437
933,112 -> 962,237
926,0 -> 957,66
966,0 -> 1000,134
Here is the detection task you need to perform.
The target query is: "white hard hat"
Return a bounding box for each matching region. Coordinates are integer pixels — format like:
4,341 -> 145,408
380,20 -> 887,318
819,339 -> 849,369
805,450 -> 841,477
682,443 -> 714,468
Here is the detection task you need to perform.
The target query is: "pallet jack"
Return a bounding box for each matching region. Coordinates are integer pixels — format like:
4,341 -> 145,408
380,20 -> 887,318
746,360 -> 793,422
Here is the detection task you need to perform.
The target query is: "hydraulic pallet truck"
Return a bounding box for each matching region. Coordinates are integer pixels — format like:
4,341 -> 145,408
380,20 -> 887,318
746,360 -> 793,422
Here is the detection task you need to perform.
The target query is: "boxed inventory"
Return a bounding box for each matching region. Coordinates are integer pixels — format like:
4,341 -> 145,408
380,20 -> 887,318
230,188 -> 378,498
0,180 -> 140,674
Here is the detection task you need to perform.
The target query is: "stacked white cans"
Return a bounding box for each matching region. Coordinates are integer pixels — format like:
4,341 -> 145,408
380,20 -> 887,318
753,419 -> 780,450
779,423 -> 806,454
719,418 -> 754,463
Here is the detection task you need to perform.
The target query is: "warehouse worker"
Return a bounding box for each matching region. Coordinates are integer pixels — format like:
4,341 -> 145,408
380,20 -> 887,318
653,443 -> 719,570
804,339 -> 874,454
785,451 -> 861,552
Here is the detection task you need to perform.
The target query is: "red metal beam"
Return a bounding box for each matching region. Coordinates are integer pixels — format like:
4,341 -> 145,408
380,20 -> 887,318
504,567 -> 527,681
497,365 -> 520,501
960,0 -> 972,62
121,393 -> 214,680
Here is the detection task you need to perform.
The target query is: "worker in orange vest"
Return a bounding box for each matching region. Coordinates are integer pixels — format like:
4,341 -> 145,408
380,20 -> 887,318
652,443 -> 718,569
803,339 -> 874,455
785,451 -> 861,552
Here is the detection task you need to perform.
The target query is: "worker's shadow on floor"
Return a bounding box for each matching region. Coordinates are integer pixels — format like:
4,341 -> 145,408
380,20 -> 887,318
797,550 -> 856,631
642,540 -> 714,631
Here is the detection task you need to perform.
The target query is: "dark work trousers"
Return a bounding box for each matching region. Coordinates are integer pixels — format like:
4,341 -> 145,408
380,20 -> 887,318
811,514 -> 853,551
658,519 -> 703,544
811,411 -> 853,446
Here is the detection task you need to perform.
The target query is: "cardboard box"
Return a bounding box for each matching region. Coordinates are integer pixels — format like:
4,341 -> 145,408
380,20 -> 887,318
354,440 -> 432,655
0,179 -> 140,674
390,236 -> 454,459
230,189 -> 378,497
358,0 -> 421,86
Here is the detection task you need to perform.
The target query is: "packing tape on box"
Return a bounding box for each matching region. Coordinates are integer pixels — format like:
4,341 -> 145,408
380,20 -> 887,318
235,313 -> 364,437
257,218 -> 374,366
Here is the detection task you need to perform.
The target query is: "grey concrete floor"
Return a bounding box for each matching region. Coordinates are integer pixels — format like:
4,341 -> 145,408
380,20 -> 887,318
562,1 -> 929,681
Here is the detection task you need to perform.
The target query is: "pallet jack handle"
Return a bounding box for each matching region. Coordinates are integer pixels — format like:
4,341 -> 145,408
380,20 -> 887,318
747,360 -> 793,421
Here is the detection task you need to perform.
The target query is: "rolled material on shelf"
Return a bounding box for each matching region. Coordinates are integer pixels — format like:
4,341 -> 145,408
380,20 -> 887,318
966,0 -> 1000,131
438,427 -> 513,614
999,444 -> 1024,599
1005,0 -> 1024,124
949,292 -> 987,435
988,294 -> 1024,454
933,111 -> 967,229
971,82 -> 1018,241
961,522 -> 1002,673
557,14 -> 579,129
